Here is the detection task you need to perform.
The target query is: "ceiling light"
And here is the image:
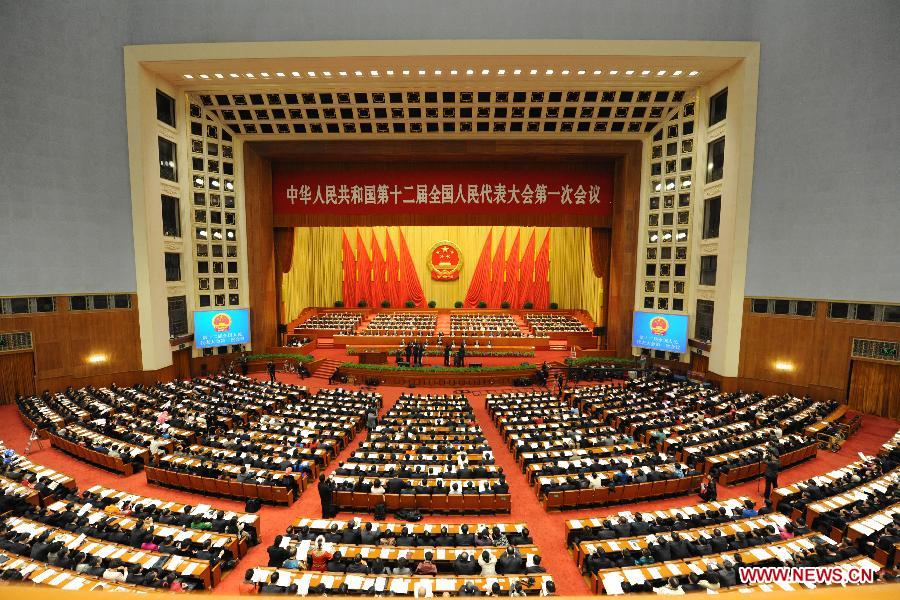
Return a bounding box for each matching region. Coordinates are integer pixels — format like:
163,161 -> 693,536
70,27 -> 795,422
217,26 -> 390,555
290,71 -> 300,77
434,69 -> 442,75
354,70 -> 363,76
609,70 -> 618,75
307,71 -> 316,77
688,70 -> 700,76
450,69 -> 458,75
418,69 -> 426,76
654,183 -> 662,192
370,70 -> 379,76
593,69 -> 602,75
649,234 -> 659,242
545,69 -> 554,75
214,73 -> 224,79
666,181 -> 676,190
386,70 -> 394,76
275,72 -> 285,77
402,69 -> 410,76
577,70 -> 586,75
183,74 -> 193,79
322,71 -> 331,77
194,176 -> 204,185
230,73 -> 240,78
199,74 -> 209,79
466,69 -> 474,75
87,354 -> 108,364
260,72 -> 270,77
657,70 -> 667,76
513,69 -> 521,75
672,70 -> 683,76
338,71 -> 348,76
625,70 -> 634,76
641,70 -> 651,76
497,69 -> 506,75
774,361 -> 795,372
481,69 -> 490,75
529,69 -> 537,75
245,73 -> 255,78
561,69 -> 570,75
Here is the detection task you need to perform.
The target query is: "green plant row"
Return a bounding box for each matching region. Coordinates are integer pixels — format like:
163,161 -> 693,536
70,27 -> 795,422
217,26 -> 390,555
245,353 -> 314,362
336,300 -> 559,309
346,348 -> 535,358
564,356 -> 639,367
338,362 -> 537,374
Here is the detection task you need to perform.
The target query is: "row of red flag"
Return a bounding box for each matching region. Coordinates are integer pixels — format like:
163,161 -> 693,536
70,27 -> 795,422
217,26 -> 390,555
342,229 -> 425,308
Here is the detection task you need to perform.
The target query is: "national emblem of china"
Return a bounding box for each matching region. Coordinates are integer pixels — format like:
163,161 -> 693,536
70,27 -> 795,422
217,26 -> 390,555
428,241 -> 463,281
650,316 -> 669,336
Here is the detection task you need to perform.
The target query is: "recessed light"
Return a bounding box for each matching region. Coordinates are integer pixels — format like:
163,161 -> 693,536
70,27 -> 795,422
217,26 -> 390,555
529,69 -> 537,75
230,73 -> 240,78
183,74 -> 194,79
214,73 -> 224,79
322,71 -> 332,77
370,70 -> 379,76
402,70 -> 410,76
657,70 -> 667,76
672,70 -> 683,76
625,70 -> 634,76
609,70 -> 618,75
641,70 -> 651,76
466,69 -> 474,75
260,72 -> 270,77
577,69 -> 586,75
338,71 -> 348,76
497,69 -> 506,75
418,69 -> 426,76
688,70 -> 700,76
545,69 -> 554,75
199,74 -> 209,79
354,70 -> 363,76
561,69 -> 570,75
481,69 -> 490,75
513,69 -> 521,75
245,73 -> 255,78
386,70 -> 394,76
290,71 -> 300,77
275,72 -> 285,77
307,71 -> 316,77
450,69 -> 458,75
434,69 -> 442,75
593,70 -> 602,75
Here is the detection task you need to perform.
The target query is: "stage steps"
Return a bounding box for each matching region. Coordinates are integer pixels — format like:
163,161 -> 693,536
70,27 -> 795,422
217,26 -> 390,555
316,338 -> 335,349
512,314 -> 533,335
308,358 -> 344,383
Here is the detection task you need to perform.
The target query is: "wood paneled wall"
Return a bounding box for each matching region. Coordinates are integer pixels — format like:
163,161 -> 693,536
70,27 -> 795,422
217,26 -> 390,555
0,352 -> 35,404
0,295 -> 144,396
848,360 -> 900,419
732,300 -> 900,406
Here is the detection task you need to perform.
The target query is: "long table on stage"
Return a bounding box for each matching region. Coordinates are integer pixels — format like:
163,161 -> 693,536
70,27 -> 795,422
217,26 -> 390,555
358,350 -> 388,365
335,334 -> 551,349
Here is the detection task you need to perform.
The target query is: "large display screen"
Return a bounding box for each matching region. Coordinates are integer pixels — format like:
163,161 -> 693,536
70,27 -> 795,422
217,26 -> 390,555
632,311 -> 689,353
193,309 -> 250,349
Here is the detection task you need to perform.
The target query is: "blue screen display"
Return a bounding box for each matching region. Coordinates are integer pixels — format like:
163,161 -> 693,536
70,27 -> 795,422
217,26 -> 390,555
193,309 -> 250,349
632,311 -> 689,353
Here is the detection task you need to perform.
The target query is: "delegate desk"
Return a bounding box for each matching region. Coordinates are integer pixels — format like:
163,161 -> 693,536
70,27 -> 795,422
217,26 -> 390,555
0,552 -> 144,593
845,501 -> 900,543
332,486 -> 511,514
5,516 -> 216,589
290,517 -> 527,539
770,459 -> 869,511
248,568 -> 552,596
0,474 -> 41,507
801,468 -> 900,526
146,457 -> 300,505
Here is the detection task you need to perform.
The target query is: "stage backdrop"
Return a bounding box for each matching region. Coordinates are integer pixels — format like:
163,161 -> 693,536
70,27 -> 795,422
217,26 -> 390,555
281,226 -> 603,323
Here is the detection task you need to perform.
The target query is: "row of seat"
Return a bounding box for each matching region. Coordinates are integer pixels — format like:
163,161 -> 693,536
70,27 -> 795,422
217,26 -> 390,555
333,490 -> 511,514
47,432 -> 136,476
717,442 -> 818,485
544,474 -> 703,510
145,466 -> 295,505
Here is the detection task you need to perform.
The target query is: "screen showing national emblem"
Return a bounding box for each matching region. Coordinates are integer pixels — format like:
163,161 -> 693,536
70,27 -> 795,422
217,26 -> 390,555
193,309 -> 250,348
631,311 -> 689,353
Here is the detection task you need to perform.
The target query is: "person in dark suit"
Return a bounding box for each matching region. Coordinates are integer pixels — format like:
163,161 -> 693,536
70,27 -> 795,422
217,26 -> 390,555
317,475 -> 334,518
405,343 -> 413,365
266,361 -> 276,383
267,536 -> 290,567
763,451 -> 781,500
444,343 -> 452,366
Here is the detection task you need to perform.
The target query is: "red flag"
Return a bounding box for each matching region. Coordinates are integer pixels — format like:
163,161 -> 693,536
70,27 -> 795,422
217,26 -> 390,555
341,230 -> 357,306
398,229 -> 425,307
533,230 -> 551,309
464,229 -> 494,308
490,229 -> 506,308
501,230 -> 520,307
355,230 -> 371,306
384,229 -> 402,309
371,231 -> 387,307
518,230 -> 536,308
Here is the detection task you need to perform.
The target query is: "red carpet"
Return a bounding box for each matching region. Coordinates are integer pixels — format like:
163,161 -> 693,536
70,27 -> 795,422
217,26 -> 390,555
2,375 -> 897,596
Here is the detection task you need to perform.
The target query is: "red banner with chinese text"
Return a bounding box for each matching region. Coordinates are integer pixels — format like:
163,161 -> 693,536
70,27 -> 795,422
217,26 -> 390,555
272,164 -> 613,218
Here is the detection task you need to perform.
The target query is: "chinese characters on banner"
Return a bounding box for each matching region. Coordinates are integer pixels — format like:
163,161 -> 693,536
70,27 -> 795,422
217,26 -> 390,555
271,164 -> 613,219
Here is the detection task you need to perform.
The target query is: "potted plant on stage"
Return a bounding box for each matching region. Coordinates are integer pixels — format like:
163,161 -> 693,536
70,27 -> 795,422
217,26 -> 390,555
334,300 -> 344,308
523,301 -> 533,309
381,300 -> 391,308
477,301 -> 488,309
428,300 -> 437,309
501,301 -> 510,309
405,300 -> 415,308
454,301 -> 463,308
358,300 -> 368,308
550,302 -> 559,310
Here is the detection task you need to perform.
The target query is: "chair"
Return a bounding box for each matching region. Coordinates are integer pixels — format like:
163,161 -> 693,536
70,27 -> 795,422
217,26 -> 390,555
447,494 -> 465,514
384,494 -> 402,511
664,479 -> 680,495
333,491 -> 351,509
462,494 -> 482,514
242,483 -> 259,499
258,485 -> 275,503
561,490 -> 580,509
214,479 -> 231,497
431,495 -> 450,514
399,493 -> 417,510
607,485 -> 625,504
177,473 -> 192,490
650,480 -> 667,498
635,482 -> 652,500
588,487 -> 608,507
203,478 -> 218,494
229,481 -> 245,498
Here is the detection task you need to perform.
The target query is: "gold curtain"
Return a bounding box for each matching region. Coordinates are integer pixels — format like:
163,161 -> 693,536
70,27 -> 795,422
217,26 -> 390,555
848,360 -> 900,419
281,226 -> 603,323
550,227 -> 604,323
